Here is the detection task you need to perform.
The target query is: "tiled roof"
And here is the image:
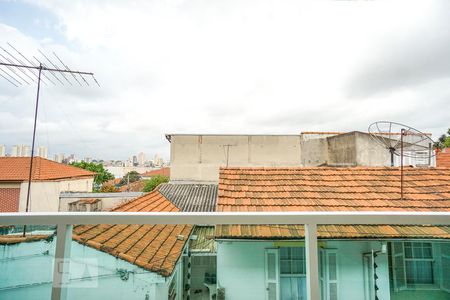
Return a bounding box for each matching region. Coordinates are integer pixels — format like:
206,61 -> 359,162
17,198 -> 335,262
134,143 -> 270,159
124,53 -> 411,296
0,234 -> 52,245
189,226 -> 216,253
141,167 -> 170,177
216,225 -> 450,239
218,167 -> 450,212
0,157 -> 95,181
78,198 -> 101,204
73,191 -> 192,277
437,148 -> 450,168
118,180 -> 147,192
158,183 -> 218,212
216,167 -> 450,239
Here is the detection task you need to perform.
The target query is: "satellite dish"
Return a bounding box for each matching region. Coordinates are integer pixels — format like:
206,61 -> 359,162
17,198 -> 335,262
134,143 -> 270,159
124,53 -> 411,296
368,121 -> 435,167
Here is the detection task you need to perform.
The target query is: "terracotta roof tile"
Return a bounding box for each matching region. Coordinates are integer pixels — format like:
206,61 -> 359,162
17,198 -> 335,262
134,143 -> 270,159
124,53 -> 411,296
73,191 -> 193,277
118,180 -> 147,192
141,167 -> 170,177
217,167 -> 450,239
0,157 -> 95,181
0,234 -> 52,245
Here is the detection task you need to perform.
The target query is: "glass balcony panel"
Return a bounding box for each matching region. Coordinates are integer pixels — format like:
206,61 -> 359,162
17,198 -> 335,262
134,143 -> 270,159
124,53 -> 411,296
317,232 -> 449,300
0,224 -> 56,300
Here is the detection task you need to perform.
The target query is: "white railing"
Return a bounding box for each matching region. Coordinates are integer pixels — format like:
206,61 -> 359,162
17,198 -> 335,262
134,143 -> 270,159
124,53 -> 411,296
0,211 -> 449,300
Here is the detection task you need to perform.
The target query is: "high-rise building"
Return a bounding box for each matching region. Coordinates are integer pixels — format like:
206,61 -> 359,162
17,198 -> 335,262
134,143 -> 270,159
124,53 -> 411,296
37,146 -> 48,159
22,145 -> 30,157
54,153 -> 65,163
0,145 -> 5,157
11,145 -> 31,157
137,152 -> 146,166
11,145 -> 20,157
153,154 -> 164,166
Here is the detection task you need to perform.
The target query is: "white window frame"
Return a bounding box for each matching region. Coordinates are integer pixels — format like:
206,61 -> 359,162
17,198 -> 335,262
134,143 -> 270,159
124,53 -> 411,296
404,242 -> 435,287
265,248 -> 280,300
319,248 -> 338,300
279,247 -> 307,300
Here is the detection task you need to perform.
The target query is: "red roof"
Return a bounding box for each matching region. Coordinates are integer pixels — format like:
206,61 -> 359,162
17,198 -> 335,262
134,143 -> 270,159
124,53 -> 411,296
218,167 -> 450,212
0,157 -> 95,181
216,167 -> 450,239
141,167 -> 170,177
73,190 -> 192,276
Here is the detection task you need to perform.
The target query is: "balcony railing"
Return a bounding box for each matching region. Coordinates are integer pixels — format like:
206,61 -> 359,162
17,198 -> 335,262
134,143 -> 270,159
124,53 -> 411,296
0,211 -> 449,300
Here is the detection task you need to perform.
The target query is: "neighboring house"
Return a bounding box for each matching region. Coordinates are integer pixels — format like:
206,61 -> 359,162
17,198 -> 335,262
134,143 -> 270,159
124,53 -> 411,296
158,183 -> 218,300
166,134 -> 303,183
436,148 -> 450,167
215,167 -> 450,300
0,157 -> 95,212
59,191 -> 144,211
300,131 -> 435,167
166,132 -> 435,183
141,167 -> 170,179
0,190 -> 192,300
118,180 -> 147,192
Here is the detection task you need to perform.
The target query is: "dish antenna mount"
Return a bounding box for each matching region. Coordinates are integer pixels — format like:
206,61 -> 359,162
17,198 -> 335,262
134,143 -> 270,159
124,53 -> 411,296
368,121 -> 436,200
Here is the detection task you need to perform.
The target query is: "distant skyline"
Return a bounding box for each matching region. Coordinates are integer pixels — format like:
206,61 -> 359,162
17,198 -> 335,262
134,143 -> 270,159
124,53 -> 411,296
0,1 -> 449,159
0,143 -> 166,161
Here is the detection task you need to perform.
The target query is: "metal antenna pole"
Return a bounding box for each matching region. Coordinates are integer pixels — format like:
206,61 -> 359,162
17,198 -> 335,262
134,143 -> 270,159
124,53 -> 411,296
0,45 -> 100,237
400,129 -> 405,200
428,143 -> 432,167
23,63 -> 42,236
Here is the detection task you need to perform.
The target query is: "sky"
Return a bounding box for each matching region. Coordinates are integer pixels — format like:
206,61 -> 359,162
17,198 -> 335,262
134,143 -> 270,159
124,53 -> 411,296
0,0 -> 449,160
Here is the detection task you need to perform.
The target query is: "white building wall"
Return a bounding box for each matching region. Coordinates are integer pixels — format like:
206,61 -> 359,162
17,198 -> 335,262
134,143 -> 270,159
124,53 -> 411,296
170,135 -> 302,183
217,240 -> 390,300
217,240 -> 273,300
18,178 -> 94,212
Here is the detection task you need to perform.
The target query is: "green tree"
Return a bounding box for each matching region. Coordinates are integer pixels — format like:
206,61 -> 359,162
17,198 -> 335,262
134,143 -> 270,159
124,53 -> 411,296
434,128 -> 450,149
119,171 -> 141,186
70,162 -> 115,191
143,175 -> 169,192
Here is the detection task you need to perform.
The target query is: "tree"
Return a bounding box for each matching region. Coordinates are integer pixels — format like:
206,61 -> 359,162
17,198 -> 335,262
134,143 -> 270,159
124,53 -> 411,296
100,184 -> 119,193
433,128 -> 450,149
70,161 -> 115,191
119,171 -> 141,186
143,175 -> 169,192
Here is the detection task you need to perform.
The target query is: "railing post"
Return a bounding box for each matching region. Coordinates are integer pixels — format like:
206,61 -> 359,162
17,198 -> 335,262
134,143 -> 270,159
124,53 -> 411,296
305,223 -> 319,300
51,224 -> 73,300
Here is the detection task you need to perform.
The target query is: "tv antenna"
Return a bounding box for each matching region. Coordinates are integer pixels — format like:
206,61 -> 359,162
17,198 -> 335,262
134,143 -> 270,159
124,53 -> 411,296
0,43 -> 100,236
368,121 -> 436,199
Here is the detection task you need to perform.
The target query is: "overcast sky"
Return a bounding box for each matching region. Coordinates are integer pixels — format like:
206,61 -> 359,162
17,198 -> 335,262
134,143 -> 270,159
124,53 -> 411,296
0,0 -> 449,160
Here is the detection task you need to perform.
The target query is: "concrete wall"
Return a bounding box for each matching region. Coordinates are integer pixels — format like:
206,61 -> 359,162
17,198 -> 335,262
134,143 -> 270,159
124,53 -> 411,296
355,132 -> 391,167
58,192 -> 144,212
0,237 -> 168,300
170,135 -> 302,183
327,132 -> 358,167
18,178 -> 94,212
300,138 -> 329,166
217,240 -> 391,300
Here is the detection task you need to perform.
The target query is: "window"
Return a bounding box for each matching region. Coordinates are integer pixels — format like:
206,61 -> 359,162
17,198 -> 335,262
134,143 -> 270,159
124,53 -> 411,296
280,247 -> 306,300
404,242 -> 434,285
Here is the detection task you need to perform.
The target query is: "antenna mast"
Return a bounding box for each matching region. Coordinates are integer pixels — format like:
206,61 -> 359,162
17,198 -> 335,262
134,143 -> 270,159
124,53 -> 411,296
0,44 -> 100,236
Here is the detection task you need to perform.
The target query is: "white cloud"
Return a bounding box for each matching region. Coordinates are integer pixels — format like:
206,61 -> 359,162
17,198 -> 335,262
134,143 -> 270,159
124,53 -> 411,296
0,0 -> 449,159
